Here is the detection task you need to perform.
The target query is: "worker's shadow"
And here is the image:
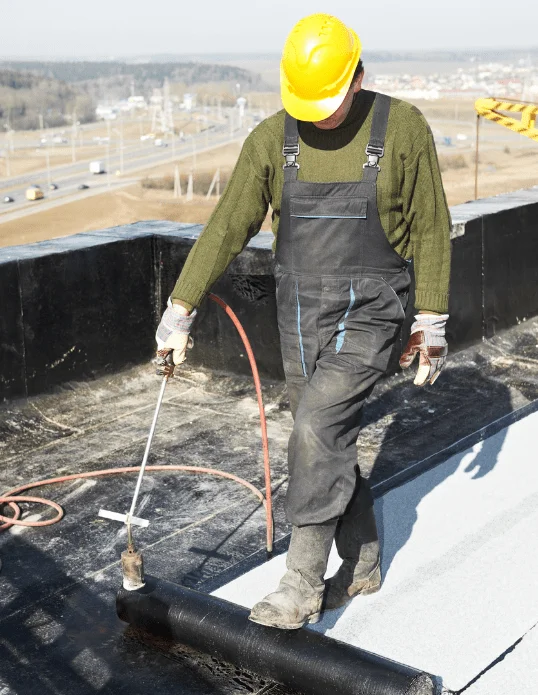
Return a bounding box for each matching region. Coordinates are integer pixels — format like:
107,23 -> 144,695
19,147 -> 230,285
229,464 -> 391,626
318,359 -> 512,632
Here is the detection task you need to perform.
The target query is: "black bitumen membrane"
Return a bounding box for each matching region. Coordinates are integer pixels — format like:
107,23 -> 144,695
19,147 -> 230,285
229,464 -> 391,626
1,315 -> 538,695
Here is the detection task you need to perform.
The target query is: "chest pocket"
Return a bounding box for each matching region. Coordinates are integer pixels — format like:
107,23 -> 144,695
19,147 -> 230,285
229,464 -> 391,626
290,196 -> 367,219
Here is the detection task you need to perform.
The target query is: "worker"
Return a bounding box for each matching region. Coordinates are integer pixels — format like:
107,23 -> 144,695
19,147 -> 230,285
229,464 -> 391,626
156,14 -> 451,629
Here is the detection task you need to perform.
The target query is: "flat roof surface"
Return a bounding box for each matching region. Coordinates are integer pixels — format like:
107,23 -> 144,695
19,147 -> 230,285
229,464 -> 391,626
216,408 -> 538,692
1,314 -> 538,694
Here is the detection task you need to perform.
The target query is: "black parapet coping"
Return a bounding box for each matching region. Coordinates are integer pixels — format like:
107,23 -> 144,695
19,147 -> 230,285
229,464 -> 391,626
1,227 -> 154,398
1,186 -> 538,402
446,215 -> 483,350
483,196 -> 538,338
450,186 -> 538,343
1,224 -> 157,401
0,258 -> 26,400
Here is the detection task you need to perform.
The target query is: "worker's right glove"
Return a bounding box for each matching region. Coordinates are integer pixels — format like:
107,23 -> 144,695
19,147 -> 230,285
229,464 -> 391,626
155,298 -> 197,366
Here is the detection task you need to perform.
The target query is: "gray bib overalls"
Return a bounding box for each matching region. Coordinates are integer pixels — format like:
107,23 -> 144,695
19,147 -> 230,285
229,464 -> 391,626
275,92 -> 412,526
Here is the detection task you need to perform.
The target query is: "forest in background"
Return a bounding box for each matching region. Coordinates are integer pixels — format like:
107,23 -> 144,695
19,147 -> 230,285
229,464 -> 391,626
0,69 -> 94,130
0,61 -> 270,131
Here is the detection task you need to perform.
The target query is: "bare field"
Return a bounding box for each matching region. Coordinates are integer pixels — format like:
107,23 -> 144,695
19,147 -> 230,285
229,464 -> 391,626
411,98 -> 477,121
440,148 -> 538,204
0,188 -> 214,248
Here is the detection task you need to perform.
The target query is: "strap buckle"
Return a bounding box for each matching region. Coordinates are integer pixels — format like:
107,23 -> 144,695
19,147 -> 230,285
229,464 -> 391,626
363,144 -> 384,170
282,143 -> 300,169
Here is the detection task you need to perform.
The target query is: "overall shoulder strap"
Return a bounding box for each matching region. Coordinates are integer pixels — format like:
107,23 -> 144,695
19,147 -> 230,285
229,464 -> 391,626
362,93 -> 391,182
283,112 -> 300,182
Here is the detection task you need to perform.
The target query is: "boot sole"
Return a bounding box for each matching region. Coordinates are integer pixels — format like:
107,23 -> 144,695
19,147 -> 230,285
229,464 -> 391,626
248,611 -> 321,630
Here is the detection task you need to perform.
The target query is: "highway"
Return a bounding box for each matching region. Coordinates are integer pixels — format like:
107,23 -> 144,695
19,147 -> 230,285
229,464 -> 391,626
0,124 -> 249,225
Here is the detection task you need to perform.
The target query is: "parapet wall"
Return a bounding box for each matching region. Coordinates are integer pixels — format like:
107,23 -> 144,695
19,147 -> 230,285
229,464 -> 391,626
1,187 -> 538,402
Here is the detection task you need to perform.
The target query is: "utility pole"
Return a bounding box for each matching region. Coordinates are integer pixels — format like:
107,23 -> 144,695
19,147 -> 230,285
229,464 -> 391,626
120,116 -> 124,174
206,168 -> 220,198
191,134 -> 196,170
186,171 -> 193,201
474,114 -> 480,200
46,145 -> 51,186
106,118 -> 111,189
72,110 -> 77,163
4,132 -> 10,177
173,165 -> 182,198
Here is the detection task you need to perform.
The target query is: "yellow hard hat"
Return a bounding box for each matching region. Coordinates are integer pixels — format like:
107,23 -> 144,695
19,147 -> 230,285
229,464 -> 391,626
280,14 -> 362,122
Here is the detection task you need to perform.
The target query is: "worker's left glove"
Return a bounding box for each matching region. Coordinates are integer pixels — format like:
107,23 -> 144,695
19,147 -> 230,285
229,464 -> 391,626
156,298 -> 197,366
399,313 -> 449,386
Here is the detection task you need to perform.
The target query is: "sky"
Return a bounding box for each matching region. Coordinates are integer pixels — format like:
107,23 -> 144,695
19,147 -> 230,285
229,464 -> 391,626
1,0 -> 536,58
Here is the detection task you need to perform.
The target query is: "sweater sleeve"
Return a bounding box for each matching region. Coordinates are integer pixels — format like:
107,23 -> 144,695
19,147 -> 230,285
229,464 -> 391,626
170,131 -> 271,310
402,118 -> 452,314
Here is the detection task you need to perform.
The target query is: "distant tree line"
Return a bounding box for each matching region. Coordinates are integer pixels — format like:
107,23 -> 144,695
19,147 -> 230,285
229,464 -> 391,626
0,69 -> 94,131
1,61 -> 270,90
0,61 -> 271,130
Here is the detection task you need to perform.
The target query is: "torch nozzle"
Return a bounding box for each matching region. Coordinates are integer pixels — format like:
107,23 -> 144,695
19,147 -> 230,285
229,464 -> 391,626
121,536 -> 145,591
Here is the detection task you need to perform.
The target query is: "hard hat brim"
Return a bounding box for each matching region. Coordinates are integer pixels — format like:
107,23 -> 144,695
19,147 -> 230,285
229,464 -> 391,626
280,26 -> 362,122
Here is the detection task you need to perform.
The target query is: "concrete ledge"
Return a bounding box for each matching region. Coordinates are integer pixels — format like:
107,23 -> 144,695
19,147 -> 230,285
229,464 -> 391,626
1,186 -> 537,401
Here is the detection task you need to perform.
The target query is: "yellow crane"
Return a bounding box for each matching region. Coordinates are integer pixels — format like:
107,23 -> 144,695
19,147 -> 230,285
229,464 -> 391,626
475,98 -> 538,142
473,97 -> 537,198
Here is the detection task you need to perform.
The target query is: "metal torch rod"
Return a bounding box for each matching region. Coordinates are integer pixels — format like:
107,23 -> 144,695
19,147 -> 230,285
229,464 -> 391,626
126,376 -> 168,530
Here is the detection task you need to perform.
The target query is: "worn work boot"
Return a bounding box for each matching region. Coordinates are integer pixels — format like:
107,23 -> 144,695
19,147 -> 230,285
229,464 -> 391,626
248,521 -> 337,629
324,478 -> 381,611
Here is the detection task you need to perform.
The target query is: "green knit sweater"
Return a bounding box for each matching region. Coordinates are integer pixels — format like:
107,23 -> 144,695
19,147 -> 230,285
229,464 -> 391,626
171,89 -> 452,314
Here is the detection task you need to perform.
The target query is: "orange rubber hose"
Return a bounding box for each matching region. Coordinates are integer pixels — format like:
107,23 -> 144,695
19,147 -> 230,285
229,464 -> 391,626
208,293 -> 274,553
0,465 -> 267,530
0,294 -> 275,553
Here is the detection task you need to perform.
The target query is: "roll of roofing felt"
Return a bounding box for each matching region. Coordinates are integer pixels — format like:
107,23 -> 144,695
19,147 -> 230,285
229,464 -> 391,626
117,576 -> 434,695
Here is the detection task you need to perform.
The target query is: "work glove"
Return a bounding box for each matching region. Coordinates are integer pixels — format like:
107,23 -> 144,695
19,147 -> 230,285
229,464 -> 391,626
155,297 -> 197,367
399,313 -> 449,386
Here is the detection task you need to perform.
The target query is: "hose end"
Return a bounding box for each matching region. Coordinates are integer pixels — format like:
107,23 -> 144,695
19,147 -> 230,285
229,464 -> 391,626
121,545 -> 145,591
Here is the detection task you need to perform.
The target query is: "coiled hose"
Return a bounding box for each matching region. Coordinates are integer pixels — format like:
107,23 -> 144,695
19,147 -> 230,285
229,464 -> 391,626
0,293 -> 274,553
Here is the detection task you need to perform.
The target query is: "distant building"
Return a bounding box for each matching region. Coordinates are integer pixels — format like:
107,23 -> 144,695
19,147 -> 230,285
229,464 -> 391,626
181,94 -> 195,111
95,105 -> 117,120
128,96 -> 147,110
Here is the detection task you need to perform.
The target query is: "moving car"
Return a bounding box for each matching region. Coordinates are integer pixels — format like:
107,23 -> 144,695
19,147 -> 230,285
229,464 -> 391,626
25,185 -> 44,201
3,195 -> 14,203
78,184 -> 89,190
89,161 -> 105,174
